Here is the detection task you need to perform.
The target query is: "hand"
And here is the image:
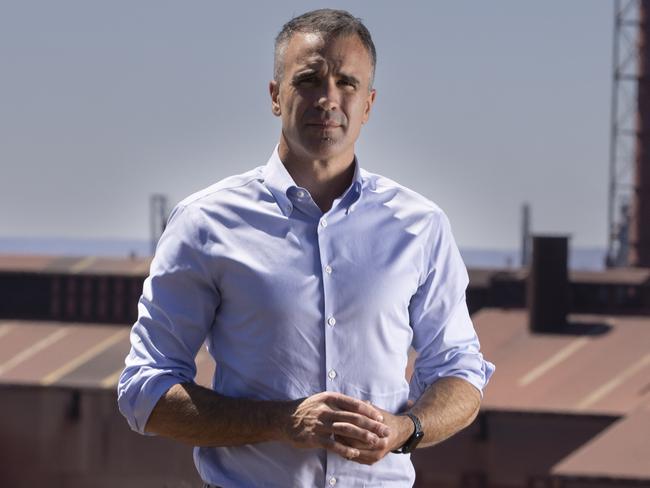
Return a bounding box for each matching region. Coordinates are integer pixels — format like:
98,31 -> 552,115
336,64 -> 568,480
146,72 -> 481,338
335,404 -> 415,466
281,392 -> 391,460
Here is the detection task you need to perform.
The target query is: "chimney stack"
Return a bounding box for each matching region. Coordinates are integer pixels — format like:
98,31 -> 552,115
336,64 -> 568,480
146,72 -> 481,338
528,236 -> 569,333
521,202 -> 532,267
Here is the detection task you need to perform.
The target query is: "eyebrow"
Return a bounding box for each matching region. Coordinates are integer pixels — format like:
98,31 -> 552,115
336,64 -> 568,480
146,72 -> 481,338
292,71 -> 361,87
293,70 -> 316,80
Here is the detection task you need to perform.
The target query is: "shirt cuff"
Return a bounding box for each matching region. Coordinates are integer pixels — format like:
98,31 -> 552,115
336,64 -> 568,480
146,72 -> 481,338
408,354 -> 495,402
117,370 -> 187,435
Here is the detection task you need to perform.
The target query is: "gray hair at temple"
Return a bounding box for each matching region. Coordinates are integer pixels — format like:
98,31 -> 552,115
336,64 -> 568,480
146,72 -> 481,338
273,9 -> 377,88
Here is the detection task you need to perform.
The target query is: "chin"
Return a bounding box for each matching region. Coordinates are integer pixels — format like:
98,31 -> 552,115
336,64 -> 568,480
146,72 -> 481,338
302,138 -> 349,159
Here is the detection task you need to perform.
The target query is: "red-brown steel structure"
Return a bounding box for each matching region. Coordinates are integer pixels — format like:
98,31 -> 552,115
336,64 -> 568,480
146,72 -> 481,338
632,0 -> 650,266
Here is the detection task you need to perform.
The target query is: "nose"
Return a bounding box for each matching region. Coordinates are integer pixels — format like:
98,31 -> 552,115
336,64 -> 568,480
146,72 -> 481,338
315,78 -> 339,111
317,96 -> 337,111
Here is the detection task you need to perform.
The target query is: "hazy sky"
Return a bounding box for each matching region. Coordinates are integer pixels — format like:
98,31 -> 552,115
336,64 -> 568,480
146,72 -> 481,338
0,1 -> 612,250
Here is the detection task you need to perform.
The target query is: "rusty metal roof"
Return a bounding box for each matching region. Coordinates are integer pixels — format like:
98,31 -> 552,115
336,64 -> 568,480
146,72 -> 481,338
475,308 -> 650,416
551,399 -> 650,480
467,268 -> 503,288
0,320 -> 214,389
467,267 -> 529,288
467,266 -> 650,287
2,298 -> 650,418
570,267 -> 650,286
4,254 -> 649,287
0,254 -> 151,276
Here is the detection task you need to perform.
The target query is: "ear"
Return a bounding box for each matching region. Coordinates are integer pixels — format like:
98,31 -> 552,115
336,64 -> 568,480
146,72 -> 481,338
269,80 -> 281,117
362,88 -> 376,124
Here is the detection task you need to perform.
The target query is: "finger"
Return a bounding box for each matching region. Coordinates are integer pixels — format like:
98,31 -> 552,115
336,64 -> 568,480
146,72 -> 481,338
330,422 -> 380,446
349,447 -> 384,465
334,433 -> 389,451
327,393 -> 385,422
320,435 -> 360,460
325,410 -> 391,438
344,450 -> 379,466
333,433 -> 365,449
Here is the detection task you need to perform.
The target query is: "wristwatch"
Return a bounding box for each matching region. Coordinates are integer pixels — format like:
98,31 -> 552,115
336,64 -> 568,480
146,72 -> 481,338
391,412 -> 424,454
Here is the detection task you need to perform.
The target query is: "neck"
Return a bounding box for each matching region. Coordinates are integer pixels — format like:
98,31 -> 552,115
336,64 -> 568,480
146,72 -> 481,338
277,137 -> 356,213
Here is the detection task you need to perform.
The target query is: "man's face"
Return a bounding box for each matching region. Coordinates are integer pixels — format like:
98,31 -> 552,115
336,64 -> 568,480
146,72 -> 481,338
270,32 -> 376,161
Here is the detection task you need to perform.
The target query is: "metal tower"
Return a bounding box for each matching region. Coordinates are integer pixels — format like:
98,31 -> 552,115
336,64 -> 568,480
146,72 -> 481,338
607,0 -> 639,266
150,194 -> 169,255
631,0 -> 650,266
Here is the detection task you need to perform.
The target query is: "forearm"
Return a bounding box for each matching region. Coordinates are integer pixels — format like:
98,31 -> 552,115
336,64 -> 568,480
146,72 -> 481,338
410,376 -> 482,448
144,382 -> 390,459
144,382 -> 290,447
332,376 -> 482,465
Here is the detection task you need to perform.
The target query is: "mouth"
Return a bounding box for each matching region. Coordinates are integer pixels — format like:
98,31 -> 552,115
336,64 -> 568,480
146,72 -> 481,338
306,121 -> 342,128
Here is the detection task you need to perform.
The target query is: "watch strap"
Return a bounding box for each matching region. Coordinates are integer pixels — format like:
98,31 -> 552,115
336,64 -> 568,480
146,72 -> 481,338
391,412 -> 424,454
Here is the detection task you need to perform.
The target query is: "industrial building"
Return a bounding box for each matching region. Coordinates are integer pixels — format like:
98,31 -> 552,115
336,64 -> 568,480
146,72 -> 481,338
1,243 -> 649,487
3,0 -> 650,486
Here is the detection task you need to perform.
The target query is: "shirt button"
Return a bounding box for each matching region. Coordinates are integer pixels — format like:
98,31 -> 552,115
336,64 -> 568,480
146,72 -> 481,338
320,219 -> 328,228
328,369 -> 337,380
324,265 -> 332,274
296,190 -> 305,198
329,477 -> 337,486
286,205 -> 292,213
327,316 -> 336,327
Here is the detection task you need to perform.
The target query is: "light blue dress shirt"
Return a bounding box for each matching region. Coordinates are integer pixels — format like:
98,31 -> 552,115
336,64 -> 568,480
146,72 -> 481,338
118,146 -> 495,488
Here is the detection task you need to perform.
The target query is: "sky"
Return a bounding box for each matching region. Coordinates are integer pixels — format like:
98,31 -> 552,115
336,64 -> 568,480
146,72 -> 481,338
0,1 -> 613,251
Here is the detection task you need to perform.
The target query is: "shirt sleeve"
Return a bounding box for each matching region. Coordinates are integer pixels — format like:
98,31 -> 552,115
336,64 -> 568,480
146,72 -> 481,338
117,203 -> 220,434
408,210 -> 495,402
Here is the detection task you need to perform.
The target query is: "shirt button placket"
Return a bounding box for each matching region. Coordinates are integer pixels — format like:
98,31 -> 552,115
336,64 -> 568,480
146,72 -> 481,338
319,214 -> 343,488
318,214 -> 337,393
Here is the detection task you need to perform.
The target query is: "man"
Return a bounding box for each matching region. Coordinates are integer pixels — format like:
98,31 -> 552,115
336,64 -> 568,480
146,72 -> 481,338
118,8 -> 494,488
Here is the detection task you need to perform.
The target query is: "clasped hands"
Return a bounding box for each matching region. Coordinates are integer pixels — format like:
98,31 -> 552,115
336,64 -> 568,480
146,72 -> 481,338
282,391 -> 414,465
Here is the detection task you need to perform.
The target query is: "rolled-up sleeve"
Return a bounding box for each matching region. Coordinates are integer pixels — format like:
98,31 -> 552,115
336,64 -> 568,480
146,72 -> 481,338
408,210 -> 495,402
117,203 -> 220,434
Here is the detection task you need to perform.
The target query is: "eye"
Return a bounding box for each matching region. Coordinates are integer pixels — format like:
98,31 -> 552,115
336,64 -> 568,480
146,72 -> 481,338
337,79 -> 357,89
294,75 -> 318,86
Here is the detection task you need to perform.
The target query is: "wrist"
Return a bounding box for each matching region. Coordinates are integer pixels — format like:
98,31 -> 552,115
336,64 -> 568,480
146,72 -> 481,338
270,398 -> 299,443
391,414 -> 416,450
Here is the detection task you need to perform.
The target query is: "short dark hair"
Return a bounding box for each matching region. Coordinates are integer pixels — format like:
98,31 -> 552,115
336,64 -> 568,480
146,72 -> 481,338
274,9 -> 376,87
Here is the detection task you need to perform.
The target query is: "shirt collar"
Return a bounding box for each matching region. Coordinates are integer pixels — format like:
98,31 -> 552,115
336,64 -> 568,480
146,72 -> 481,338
346,161 -> 363,214
261,145 -> 364,217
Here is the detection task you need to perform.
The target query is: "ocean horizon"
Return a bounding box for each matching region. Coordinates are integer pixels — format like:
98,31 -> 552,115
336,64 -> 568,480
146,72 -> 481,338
0,237 -> 607,271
